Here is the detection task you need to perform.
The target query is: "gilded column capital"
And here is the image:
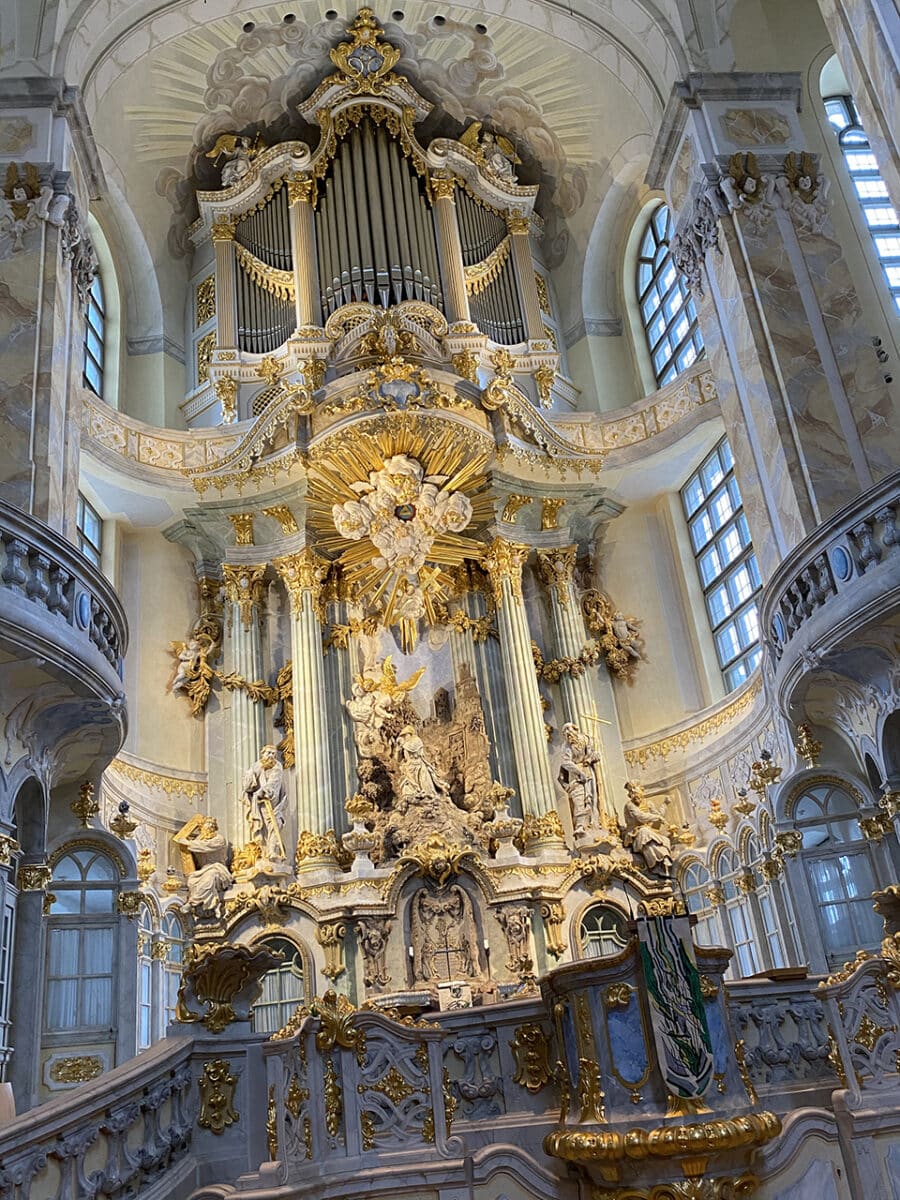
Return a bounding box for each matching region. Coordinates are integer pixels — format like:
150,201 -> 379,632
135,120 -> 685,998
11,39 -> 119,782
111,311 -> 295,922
210,215 -> 237,242
535,546 -> 577,607
227,513 -> 255,545
481,537 -> 530,603
287,173 -> 315,205
273,548 -> 329,617
222,564 -> 267,629
507,214 -> 531,236
431,173 -> 457,201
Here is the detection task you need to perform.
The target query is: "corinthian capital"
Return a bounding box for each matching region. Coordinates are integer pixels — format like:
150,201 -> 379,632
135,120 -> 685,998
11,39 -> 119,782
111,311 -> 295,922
222,564 -> 267,629
273,548 -> 329,617
535,546 -> 577,607
481,537 -> 530,603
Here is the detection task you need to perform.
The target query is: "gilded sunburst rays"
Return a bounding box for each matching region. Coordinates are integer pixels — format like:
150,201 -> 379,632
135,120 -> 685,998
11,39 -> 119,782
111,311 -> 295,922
307,419 -> 492,649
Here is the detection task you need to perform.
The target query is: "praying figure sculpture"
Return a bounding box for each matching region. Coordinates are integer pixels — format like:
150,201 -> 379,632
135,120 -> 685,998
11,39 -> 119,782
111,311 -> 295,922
242,745 -> 287,863
621,780 -> 673,875
557,722 -> 602,836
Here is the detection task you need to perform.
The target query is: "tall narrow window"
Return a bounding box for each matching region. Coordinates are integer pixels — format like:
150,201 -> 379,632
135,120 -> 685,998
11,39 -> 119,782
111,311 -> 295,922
681,437 -> 761,691
161,911 -> 185,1031
83,273 -> 105,397
792,780 -> 884,966
45,848 -> 118,1032
137,906 -> 153,1051
76,494 -> 102,568
824,95 -> 900,314
637,204 -> 704,386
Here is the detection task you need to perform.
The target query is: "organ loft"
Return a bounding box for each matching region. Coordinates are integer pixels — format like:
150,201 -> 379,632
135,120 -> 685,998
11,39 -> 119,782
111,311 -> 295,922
0,3 -> 898,1198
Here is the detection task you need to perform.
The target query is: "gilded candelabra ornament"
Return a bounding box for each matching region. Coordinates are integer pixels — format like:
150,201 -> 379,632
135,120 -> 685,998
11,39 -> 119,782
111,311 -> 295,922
795,723 -> 822,768
708,798 -> 728,832
109,801 -> 138,839
136,849 -> 156,888
733,788 -> 756,817
71,781 -> 100,828
748,749 -> 782,797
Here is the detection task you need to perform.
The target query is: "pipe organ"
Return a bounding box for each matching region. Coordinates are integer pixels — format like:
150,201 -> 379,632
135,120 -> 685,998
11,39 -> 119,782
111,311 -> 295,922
457,188 -> 524,345
316,120 -> 442,315
191,9 -> 562,421
234,182 -> 295,354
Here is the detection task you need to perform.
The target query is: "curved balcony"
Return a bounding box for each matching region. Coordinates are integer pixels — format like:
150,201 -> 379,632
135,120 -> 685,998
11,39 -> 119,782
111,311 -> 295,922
760,471 -> 900,711
0,501 -> 128,783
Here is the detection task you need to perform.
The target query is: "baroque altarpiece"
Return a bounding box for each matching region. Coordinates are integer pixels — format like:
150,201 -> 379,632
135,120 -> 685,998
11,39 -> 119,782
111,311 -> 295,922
161,10 -> 677,1008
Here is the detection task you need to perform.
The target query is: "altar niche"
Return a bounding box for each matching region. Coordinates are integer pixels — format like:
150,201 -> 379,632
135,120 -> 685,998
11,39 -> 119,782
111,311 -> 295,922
405,873 -> 486,989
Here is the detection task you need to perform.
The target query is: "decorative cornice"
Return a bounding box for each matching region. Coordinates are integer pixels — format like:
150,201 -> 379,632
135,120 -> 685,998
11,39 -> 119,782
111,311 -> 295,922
108,757 -> 208,801
623,675 -> 762,766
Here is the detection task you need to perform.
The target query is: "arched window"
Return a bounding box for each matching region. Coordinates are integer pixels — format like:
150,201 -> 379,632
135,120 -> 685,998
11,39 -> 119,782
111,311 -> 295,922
46,848 -> 118,1032
680,860 -> 724,949
681,437 -> 761,691
137,905 -> 154,1051
637,204 -> 704,387
250,936 -> 306,1035
578,903 -> 630,959
161,911 -> 185,1031
792,780 -> 884,965
743,833 -> 787,969
823,94 -> 900,315
715,845 -> 761,978
83,273 -> 105,397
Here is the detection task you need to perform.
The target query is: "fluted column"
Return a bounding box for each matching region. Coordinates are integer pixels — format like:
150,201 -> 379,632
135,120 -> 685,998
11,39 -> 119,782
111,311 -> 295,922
507,214 -> 543,341
273,549 -> 332,848
287,174 -> 320,330
481,537 -> 555,819
536,547 -> 626,817
222,563 -> 267,847
431,175 -> 471,325
211,216 -> 239,350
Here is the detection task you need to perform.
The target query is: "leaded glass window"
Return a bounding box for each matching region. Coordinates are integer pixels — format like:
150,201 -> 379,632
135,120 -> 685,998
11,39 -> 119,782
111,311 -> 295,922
824,95 -> 900,314
637,204 -> 704,386
681,438 -> 761,691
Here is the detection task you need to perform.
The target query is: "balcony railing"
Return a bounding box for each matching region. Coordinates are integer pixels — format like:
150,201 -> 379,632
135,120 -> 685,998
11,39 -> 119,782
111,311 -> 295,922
0,500 -> 127,678
760,471 -> 900,674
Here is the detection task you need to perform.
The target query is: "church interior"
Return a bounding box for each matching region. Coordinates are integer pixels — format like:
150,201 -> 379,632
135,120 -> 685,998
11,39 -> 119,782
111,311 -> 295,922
0,0 -> 898,1196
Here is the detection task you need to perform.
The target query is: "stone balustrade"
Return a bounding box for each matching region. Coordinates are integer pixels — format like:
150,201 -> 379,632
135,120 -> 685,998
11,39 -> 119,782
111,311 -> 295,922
0,500 -> 126,678
726,975 -> 836,1111
0,958 -> 897,1200
760,471 -> 900,704
0,1037 -> 194,1200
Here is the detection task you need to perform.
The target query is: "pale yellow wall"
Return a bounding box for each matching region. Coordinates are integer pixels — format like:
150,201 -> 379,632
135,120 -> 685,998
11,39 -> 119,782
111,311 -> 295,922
119,530 -> 206,772
600,498 -> 714,741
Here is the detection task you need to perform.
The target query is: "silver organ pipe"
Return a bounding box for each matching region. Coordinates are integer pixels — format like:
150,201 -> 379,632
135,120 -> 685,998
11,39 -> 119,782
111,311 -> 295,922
235,185 -> 299,352
376,125 -> 403,305
314,118 -> 442,316
456,188 -> 525,345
